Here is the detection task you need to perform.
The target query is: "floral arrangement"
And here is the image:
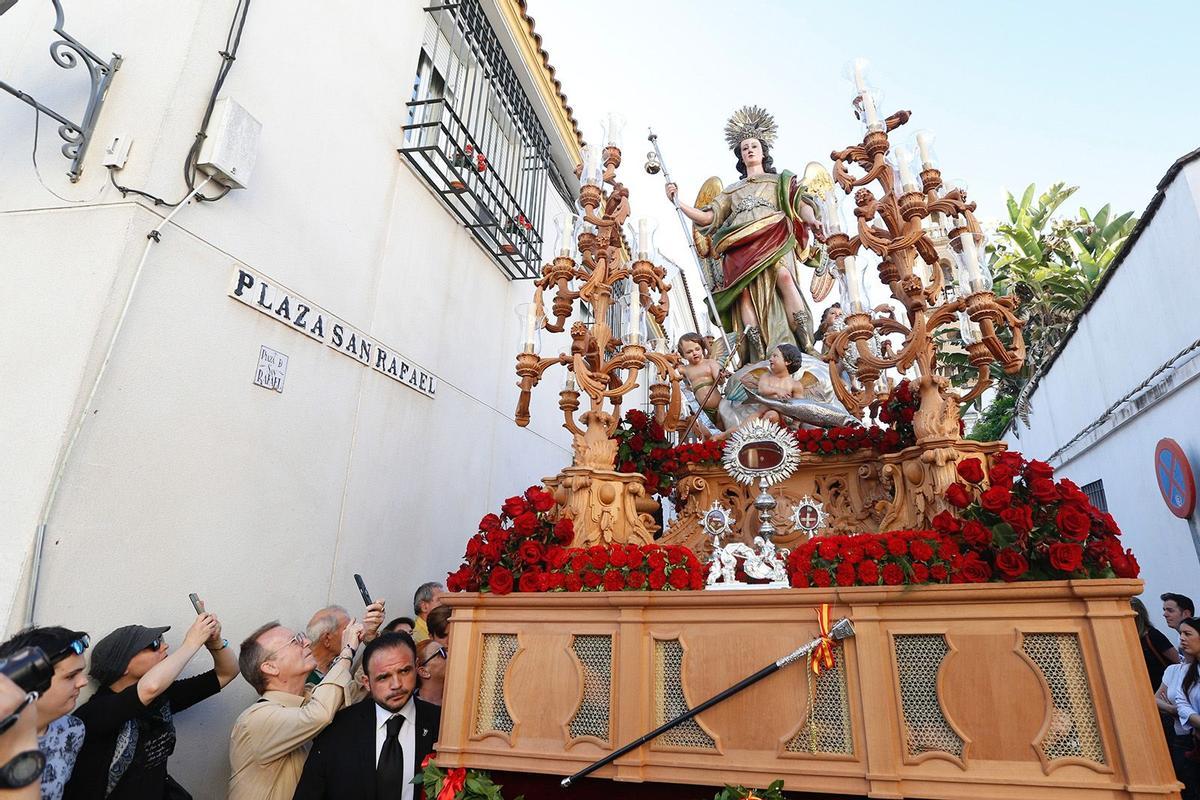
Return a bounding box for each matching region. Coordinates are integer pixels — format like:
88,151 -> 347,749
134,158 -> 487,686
418,754 -> 519,800
712,781 -> 786,800
875,379 -> 918,443
787,529 -> 958,588
936,451 -> 1140,581
446,486 -> 705,595
613,409 -> 675,495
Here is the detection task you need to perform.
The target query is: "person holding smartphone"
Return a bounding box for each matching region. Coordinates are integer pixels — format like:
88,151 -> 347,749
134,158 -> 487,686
64,612 -> 237,800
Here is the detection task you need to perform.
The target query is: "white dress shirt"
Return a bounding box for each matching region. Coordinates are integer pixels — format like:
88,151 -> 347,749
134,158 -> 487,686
1163,663 -> 1189,735
374,697 -> 416,800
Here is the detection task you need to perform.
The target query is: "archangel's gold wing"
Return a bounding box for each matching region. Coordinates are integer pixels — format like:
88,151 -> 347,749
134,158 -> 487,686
800,161 -> 837,302
692,177 -> 723,257
800,161 -> 834,196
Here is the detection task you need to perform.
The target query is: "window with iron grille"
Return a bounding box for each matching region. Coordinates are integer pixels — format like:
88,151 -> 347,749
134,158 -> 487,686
400,1 -> 570,279
1081,479 -> 1108,513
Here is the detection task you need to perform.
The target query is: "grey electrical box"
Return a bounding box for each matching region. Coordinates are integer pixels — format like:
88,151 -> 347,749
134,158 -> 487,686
196,98 -> 262,190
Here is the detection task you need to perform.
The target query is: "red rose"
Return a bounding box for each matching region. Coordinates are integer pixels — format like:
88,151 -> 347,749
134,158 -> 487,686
554,518 -> 574,545
1057,479 -> 1088,505
961,520 -> 993,548
930,564 -> 949,581
1112,550 -> 1141,579
995,548 -> 1029,581
544,572 -> 563,591
525,486 -> 556,512
513,512 -> 539,536
882,563 -> 905,585
1048,542 -> 1084,573
582,571 -> 602,588
1056,505 -> 1092,541
980,485 -> 1012,512
626,409 -> 648,427
956,458 -> 985,484
886,536 -> 908,556
648,569 -> 667,590
564,574 -> 583,592
910,540 -> 934,561
518,539 -> 544,564
1000,505 -> 1034,535
946,483 -> 972,509
1029,478 -> 1059,503
618,461 -> 636,473
465,535 -> 482,559
836,562 -> 856,587
988,462 -> 1017,488
857,560 -> 879,584
932,511 -> 961,534
626,570 -> 647,589
956,553 -> 992,583
993,450 -> 1024,472
901,406 -> 916,422
479,513 -> 502,532
481,540 -> 502,562
489,566 -> 514,595
911,563 -> 930,583
502,496 -> 527,517
518,570 -> 542,592
1025,460 -> 1054,481
603,571 -> 625,591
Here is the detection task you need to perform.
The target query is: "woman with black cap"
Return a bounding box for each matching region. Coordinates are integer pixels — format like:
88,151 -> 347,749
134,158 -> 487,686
64,612 -> 238,799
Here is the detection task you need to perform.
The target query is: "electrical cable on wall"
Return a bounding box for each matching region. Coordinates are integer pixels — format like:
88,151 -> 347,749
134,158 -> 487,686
108,0 -> 251,206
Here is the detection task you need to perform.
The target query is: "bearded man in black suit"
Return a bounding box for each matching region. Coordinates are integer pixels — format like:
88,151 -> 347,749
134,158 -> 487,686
293,632 -> 439,800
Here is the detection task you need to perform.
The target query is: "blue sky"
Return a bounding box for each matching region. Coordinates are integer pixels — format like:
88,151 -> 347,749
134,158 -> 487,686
532,1 -> 1199,276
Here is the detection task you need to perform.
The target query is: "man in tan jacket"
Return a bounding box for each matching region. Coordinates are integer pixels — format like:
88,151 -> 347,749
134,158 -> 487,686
227,619 -> 363,800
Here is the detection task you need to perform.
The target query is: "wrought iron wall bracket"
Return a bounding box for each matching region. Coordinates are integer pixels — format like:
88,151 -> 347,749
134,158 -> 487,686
0,0 -> 121,181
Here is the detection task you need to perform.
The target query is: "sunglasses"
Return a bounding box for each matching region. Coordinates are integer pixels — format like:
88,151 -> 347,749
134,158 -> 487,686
421,646 -> 447,667
51,635 -> 90,661
145,636 -> 164,652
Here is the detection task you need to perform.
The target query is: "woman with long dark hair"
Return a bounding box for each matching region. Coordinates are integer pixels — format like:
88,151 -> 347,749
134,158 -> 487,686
1168,617 -> 1200,797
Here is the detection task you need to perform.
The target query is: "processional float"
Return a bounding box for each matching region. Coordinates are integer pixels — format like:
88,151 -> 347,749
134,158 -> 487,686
435,59 -> 1179,800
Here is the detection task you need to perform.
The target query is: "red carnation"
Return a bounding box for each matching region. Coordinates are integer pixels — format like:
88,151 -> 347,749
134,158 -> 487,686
647,552 -> 666,570
554,518 -> 574,545
930,564 -> 949,581
489,566 -> 514,595
835,562 -> 857,587
910,539 -> 934,561
1048,542 -> 1084,573
866,539 -> 887,560
932,511 -> 961,534
980,485 -> 1012,512
842,545 -> 865,564
588,548 -> 609,570
938,538 -> 960,560
546,546 -> 569,570
582,571 -> 602,589
817,538 -> 839,560
526,487 -> 556,512
1000,505 -> 1034,535
501,496 -> 527,517
882,563 -> 905,586
609,547 -> 628,568
625,546 -> 644,569
961,520 -> 993,548
689,571 -> 704,590
668,569 -> 690,589
1029,477 -> 1059,503
886,536 -> 908,556
564,573 -> 583,592
956,458 -> 985,484
513,512 -> 539,536
626,570 -> 647,589
911,563 -> 930,583
945,483 -> 972,509
1024,460 -> 1055,481
479,513 -> 502,532
811,569 -> 833,587
857,560 -> 880,584
995,548 -> 1029,581
648,569 -> 667,590
1055,505 -> 1092,541
518,539 -> 544,564
603,571 -> 625,592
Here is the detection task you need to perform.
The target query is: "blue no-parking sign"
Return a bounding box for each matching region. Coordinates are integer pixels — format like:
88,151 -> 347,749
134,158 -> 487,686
1155,438 -> 1196,519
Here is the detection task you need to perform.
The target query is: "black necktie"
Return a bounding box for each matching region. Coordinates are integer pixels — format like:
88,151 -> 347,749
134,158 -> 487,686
377,713 -> 405,796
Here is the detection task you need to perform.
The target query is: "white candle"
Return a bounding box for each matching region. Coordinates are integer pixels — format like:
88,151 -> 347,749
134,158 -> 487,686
895,146 -> 918,192
853,60 -> 867,92
916,132 -> 934,168
861,89 -> 880,130
629,289 -> 641,343
960,235 -> 983,292
524,299 -> 537,349
638,218 -> 648,259
844,256 -> 865,311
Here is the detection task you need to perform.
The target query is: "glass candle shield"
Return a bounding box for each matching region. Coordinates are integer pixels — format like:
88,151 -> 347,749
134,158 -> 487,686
601,112 -> 626,150
951,231 -> 993,296
632,217 -> 658,261
553,212 -> 581,259
957,310 -> 982,345
843,58 -> 884,134
837,255 -> 871,315
817,187 -> 850,235
515,302 -> 544,354
912,130 -> 938,171
619,288 -> 649,345
580,144 -> 604,187
890,145 -> 919,193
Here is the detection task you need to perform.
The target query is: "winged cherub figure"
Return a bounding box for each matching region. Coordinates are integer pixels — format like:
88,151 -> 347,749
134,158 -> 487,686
667,106 -> 834,363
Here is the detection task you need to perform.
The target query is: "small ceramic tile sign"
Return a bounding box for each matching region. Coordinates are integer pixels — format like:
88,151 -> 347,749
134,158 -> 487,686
254,345 -> 288,393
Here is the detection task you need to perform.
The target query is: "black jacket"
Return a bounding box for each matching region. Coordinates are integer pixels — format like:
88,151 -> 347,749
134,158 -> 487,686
292,697 -> 440,799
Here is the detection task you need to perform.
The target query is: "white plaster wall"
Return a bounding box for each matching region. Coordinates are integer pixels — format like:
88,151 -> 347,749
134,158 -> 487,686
1,0 -> 584,794
1005,159 -> 1200,632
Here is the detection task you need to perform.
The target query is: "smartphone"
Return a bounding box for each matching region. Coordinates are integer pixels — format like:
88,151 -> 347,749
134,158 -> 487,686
188,593 -> 205,614
353,574 -> 372,606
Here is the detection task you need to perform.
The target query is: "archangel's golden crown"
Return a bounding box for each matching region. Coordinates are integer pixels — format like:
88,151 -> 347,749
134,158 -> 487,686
724,105 -> 778,150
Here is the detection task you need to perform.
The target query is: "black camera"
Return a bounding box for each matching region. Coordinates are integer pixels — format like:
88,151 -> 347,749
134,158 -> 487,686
0,634 -> 89,694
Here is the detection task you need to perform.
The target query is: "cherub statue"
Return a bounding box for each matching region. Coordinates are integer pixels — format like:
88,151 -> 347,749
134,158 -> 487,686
721,344 -> 857,431
666,106 -> 834,363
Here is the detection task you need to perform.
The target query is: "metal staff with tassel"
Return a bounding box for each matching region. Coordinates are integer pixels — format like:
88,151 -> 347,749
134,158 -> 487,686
560,606 -> 855,790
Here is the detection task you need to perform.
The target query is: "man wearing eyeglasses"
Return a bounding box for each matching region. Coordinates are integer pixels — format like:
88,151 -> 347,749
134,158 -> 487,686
415,639 -> 446,706
64,613 -> 238,800
228,618 -> 363,800
0,627 -> 90,800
